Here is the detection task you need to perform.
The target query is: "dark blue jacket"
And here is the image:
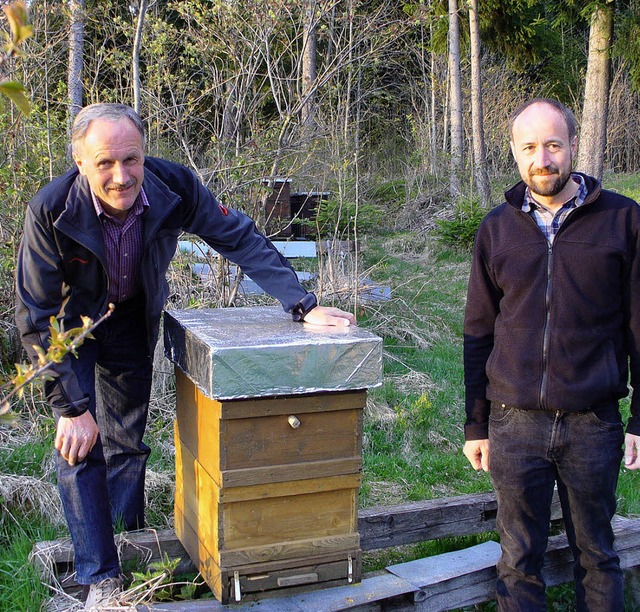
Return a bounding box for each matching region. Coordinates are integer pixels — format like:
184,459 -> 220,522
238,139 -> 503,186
15,157 -> 308,417
464,173 -> 640,440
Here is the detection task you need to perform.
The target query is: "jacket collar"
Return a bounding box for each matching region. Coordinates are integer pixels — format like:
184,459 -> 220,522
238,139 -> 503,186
504,172 -> 602,210
137,165 -> 181,246
54,173 -> 108,263
54,162 -> 182,251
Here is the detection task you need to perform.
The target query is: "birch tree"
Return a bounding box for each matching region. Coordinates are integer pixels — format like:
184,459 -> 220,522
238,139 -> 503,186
67,0 -> 84,131
468,0 -> 490,206
301,0 -> 318,129
448,0 -> 463,198
577,0 -> 615,179
131,0 -> 150,115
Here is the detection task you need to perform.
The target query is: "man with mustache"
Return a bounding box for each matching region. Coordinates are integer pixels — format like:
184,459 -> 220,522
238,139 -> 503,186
15,103 -> 355,609
462,98 -> 640,610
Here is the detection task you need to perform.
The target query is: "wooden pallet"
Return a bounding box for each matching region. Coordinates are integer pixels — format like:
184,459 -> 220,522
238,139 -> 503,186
136,516 -> 640,611
31,490 -> 570,609
32,514 -> 637,612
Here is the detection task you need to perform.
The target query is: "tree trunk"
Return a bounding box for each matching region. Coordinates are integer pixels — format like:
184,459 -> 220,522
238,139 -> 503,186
448,0 -> 463,198
577,0 -> 614,180
67,0 -> 85,134
132,0 -> 149,115
468,0 -> 491,207
301,0 -> 318,129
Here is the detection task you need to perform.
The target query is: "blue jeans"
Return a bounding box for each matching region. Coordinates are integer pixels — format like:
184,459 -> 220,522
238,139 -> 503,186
489,403 -> 624,611
54,295 -> 153,584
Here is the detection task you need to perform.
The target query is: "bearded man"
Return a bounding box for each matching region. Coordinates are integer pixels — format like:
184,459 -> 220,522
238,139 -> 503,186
462,98 -> 640,611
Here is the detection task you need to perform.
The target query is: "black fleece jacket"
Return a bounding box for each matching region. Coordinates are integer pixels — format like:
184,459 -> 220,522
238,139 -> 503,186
463,173 -> 640,440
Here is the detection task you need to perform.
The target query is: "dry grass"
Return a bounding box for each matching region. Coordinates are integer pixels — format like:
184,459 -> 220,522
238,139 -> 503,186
364,298 -> 445,354
365,480 -> 409,508
364,394 -> 397,426
0,473 -> 64,527
389,370 -> 436,396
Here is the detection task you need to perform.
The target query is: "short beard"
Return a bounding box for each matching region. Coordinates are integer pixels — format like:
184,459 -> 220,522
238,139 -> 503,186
527,165 -> 572,197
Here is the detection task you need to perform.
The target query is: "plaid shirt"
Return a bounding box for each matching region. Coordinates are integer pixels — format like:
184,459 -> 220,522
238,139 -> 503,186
92,189 -> 149,303
522,174 -> 588,244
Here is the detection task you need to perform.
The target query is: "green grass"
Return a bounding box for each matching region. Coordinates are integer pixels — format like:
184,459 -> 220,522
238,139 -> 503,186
0,513 -> 61,611
4,184 -> 640,609
604,171 -> 640,202
360,233 -> 486,504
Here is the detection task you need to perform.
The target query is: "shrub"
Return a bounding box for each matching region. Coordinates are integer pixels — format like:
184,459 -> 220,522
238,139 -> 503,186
433,197 -> 488,251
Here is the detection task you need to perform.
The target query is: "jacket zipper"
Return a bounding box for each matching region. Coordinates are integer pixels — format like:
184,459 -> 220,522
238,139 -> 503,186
529,203 -> 586,410
539,240 -> 553,410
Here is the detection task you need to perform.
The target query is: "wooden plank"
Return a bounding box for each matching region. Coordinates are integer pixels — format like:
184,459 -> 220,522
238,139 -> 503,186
219,473 -> 362,503
219,534 -> 361,567
177,468 -> 359,562
175,504 -> 362,605
177,413 -> 362,491
177,438 -> 361,510
387,541 -> 502,585
138,570 -> 417,611
219,391 -> 367,420
177,373 -> 366,424
385,515 -> 640,612
220,488 -> 358,551
175,424 -> 222,556
175,370 -> 222,485
30,492 -> 549,588
219,408 -> 362,470
386,541 -> 501,611
542,514 -> 640,587
175,504 -> 224,601
176,437 -> 360,554
176,372 -> 364,488
220,458 -> 363,488
35,515 -> 640,610
235,554 -> 360,594
31,492 -> 557,580
359,490 -> 562,551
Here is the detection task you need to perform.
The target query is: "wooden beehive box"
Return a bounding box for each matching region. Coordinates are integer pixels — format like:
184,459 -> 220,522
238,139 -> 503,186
164,307 -> 382,604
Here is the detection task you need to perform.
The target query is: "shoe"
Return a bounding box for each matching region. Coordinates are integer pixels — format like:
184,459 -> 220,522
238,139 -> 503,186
84,575 -> 123,610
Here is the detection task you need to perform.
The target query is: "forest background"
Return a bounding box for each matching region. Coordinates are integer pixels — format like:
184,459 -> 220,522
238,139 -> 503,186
3,0 -> 640,609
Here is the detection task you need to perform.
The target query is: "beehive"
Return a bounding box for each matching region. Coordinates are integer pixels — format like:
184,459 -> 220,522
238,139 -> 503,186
164,307 -> 382,603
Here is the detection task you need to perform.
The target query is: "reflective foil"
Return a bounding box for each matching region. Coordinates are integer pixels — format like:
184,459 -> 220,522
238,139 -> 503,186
163,306 -> 383,400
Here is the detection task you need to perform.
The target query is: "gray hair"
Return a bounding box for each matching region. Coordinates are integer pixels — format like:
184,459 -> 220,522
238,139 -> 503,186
508,98 -> 577,142
71,103 -> 146,157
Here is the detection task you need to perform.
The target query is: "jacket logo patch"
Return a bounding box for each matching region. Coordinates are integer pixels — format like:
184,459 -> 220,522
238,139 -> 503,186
69,257 -> 89,264
218,204 -> 229,216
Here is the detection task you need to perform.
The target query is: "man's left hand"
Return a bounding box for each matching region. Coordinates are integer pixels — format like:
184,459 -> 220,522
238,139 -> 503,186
302,306 -> 356,327
624,433 -> 640,470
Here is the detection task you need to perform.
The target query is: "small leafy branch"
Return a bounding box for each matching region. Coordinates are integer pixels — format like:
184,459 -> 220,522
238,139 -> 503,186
0,305 -> 116,421
0,1 -> 32,114
126,553 -> 200,603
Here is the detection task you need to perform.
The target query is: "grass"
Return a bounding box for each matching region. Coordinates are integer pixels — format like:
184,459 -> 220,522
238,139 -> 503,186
0,523 -> 60,611
3,175 -> 640,609
359,233 -> 491,506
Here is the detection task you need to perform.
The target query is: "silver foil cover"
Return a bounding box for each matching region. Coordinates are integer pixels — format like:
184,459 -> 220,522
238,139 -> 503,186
163,306 -> 383,400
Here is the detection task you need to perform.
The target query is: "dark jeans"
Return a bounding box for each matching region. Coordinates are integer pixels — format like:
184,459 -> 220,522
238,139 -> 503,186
489,403 -> 624,611
54,296 -> 153,584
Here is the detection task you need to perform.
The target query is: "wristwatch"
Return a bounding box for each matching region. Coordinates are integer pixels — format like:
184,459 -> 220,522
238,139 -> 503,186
291,292 -> 318,322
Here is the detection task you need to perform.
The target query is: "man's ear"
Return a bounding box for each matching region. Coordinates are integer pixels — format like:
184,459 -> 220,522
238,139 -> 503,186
571,135 -> 578,156
509,140 -> 517,162
74,156 -> 86,176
